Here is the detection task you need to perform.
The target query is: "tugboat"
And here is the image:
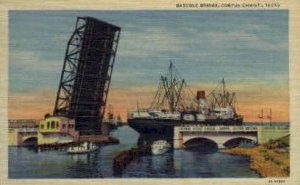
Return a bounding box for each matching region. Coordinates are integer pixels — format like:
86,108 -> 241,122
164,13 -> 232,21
151,140 -> 171,155
127,61 -> 243,136
67,142 -> 99,154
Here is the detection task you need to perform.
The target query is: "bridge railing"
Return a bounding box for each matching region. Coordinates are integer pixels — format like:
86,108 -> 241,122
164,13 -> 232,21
16,128 -> 38,133
177,125 -> 257,132
257,125 -> 289,130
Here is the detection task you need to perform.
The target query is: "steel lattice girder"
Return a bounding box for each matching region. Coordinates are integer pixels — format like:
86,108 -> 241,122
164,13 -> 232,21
54,17 -> 121,135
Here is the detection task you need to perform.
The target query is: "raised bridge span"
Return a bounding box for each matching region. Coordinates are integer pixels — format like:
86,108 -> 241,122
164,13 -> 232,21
174,125 -> 289,149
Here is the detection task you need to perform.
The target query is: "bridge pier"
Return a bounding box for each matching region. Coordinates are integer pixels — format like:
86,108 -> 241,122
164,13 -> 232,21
174,127 -> 183,148
214,138 -> 227,149
8,128 -> 38,146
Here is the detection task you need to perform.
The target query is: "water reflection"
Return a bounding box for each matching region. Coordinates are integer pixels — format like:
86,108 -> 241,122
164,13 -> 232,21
150,151 -> 175,175
25,145 -> 39,153
70,152 -> 95,165
184,138 -> 219,154
66,150 -> 103,178
123,151 -> 175,178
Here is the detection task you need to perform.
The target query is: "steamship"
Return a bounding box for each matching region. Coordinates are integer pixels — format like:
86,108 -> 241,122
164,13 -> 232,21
127,62 -> 243,136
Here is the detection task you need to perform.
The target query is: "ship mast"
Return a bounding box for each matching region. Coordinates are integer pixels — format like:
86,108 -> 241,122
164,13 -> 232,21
209,78 -> 236,110
258,108 -> 264,124
149,61 -> 194,112
267,108 -> 272,123
170,62 -> 175,112
222,77 -> 226,107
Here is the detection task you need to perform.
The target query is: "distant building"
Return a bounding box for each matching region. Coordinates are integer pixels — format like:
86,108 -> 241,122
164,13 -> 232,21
8,119 -> 38,146
9,119 -> 38,128
38,116 -> 79,145
8,117 -> 80,146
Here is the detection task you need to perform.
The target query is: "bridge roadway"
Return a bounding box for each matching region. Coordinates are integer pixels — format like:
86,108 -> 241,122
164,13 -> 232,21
174,125 -> 289,149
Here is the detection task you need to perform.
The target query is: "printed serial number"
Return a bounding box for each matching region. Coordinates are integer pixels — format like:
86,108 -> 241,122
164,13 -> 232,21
268,179 -> 286,184
265,3 -> 280,8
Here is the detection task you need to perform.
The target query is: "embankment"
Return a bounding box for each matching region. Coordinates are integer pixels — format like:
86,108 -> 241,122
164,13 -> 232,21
222,135 -> 290,177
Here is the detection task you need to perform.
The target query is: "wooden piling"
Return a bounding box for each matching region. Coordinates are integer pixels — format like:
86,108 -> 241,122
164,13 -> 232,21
113,145 -> 151,174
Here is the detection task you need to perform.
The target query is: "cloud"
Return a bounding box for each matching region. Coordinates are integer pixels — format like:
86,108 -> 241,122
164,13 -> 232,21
173,24 -> 287,54
118,27 -> 185,58
9,81 -> 289,122
8,11 -> 289,122
9,89 -> 57,119
9,51 -> 62,94
206,31 -> 287,51
184,81 -> 289,122
9,49 -> 62,73
208,31 -> 257,42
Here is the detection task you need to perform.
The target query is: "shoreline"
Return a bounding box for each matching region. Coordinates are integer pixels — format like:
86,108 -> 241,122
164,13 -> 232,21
221,145 -> 289,177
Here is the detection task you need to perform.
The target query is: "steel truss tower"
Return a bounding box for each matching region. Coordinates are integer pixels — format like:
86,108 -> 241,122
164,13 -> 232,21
53,17 -> 121,135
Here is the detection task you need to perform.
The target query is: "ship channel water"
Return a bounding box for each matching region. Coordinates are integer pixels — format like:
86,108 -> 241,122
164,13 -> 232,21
9,126 -> 259,178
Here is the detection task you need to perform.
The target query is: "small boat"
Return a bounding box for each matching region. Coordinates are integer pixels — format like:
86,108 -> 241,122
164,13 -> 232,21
151,140 -> 171,155
67,142 -> 99,154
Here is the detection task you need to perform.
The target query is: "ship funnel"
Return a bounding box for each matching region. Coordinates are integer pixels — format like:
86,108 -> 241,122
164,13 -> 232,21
197,91 -> 206,114
196,91 -> 205,100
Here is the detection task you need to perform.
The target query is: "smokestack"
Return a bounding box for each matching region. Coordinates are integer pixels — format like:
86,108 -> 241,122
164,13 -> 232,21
197,91 -> 206,114
196,90 -> 205,100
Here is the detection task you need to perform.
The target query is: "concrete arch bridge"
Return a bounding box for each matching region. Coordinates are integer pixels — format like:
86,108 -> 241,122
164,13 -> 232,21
9,128 -> 38,146
174,125 -> 289,149
174,125 -> 258,149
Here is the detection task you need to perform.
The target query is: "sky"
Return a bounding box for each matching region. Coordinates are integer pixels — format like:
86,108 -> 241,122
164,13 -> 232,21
9,10 -> 289,122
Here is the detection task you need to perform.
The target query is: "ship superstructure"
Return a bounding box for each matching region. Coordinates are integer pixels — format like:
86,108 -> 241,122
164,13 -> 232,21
127,61 -> 243,135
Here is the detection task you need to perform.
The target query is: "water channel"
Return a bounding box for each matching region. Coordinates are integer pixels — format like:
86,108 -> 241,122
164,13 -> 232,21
9,126 -> 259,178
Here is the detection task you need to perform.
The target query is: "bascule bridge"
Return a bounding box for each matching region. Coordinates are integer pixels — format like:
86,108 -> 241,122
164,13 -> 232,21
53,17 -> 121,136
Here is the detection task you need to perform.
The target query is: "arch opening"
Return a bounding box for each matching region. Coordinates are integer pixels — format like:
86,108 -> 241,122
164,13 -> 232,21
22,137 -> 38,146
184,137 -> 218,153
223,137 -> 256,148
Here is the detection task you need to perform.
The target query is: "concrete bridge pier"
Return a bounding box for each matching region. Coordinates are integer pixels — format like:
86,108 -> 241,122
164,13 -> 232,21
9,128 -> 38,146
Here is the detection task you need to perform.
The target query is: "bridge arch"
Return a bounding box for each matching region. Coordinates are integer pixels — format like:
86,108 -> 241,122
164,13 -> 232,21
223,137 -> 257,148
183,137 -> 218,153
22,136 -> 37,146
182,134 -> 257,149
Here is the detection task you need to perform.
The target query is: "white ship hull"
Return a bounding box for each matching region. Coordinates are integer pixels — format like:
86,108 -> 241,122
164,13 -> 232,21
151,140 -> 171,155
67,142 -> 99,154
